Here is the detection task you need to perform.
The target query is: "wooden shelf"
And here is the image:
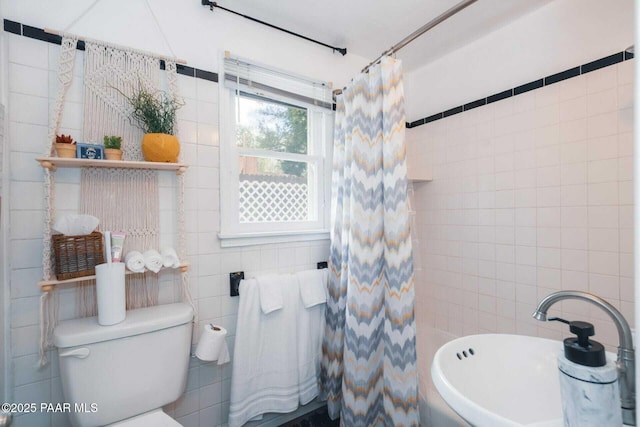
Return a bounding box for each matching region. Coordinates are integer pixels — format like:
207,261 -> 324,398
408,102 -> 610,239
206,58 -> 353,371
39,262 -> 190,292
36,157 -> 188,175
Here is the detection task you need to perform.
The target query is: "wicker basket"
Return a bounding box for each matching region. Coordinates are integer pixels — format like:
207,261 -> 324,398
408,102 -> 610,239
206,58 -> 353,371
52,231 -> 104,280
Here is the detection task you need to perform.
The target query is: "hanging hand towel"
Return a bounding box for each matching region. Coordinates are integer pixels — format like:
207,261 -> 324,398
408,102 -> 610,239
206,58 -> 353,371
229,276 -> 300,427
256,274 -> 285,314
124,251 -> 145,273
160,247 -> 180,268
296,269 -> 328,308
142,249 -> 163,273
295,270 -> 327,404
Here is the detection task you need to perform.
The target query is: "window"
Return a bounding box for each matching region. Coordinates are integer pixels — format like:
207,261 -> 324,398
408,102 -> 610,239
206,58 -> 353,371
219,55 -> 333,246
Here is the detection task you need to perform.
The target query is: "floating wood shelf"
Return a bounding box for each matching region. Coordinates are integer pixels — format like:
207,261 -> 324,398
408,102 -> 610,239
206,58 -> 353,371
39,262 -> 190,292
36,157 -> 188,175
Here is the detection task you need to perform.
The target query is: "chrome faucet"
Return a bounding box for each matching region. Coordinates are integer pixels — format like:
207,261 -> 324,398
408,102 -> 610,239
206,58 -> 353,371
532,290 -> 635,426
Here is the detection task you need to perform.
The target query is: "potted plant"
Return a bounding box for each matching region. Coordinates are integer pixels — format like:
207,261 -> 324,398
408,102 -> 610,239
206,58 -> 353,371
120,83 -> 183,163
55,134 -> 76,158
103,135 -> 123,160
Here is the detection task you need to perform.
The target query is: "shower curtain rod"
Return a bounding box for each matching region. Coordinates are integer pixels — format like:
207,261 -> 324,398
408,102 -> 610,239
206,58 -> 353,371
360,0 -> 478,75
201,0 -> 348,56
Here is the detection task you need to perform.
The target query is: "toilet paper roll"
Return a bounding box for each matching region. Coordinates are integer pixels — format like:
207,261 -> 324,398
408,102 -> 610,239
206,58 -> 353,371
95,262 -> 126,326
195,324 -> 230,365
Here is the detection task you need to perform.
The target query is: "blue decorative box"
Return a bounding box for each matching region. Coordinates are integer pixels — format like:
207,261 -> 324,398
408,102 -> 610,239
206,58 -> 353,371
76,143 -> 104,160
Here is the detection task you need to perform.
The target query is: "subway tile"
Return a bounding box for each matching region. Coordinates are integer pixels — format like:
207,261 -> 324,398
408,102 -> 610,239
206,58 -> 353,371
561,206 -> 588,228
536,186 -> 561,207
618,60 -> 634,85
584,60 -> 619,91
559,118 -> 586,143
586,88 -> 617,117
9,62 -> 49,97
589,206 -> 619,228
587,112 -> 617,139
9,93 -> 49,125
589,274 -> 620,301
537,227 -> 561,248
561,184 -> 587,206
560,141 -> 587,164
561,249 -> 587,272
10,268 -> 44,299
562,227 -> 588,250
536,166 -> 560,188
537,267 -> 561,289
561,162 -> 587,185
536,247 -> 561,269
619,181 -> 633,205
618,158 -> 633,187
559,96 -> 587,122
537,207 -> 561,227
588,251 -> 619,276
620,253 -> 633,278
589,228 -> 619,253
10,239 -> 43,270
562,270 -> 589,292
514,188 -> 535,208
588,182 -> 619,205
587,159 -> 618,183
536,146 -> 560,167
11,325 -> 40,357
618,107 -> 633,134
559,74 -> 587,101
617,83 -> 633,109
8,33 -> 49,69
10,296 -> 40,328
535,84 -> 559,107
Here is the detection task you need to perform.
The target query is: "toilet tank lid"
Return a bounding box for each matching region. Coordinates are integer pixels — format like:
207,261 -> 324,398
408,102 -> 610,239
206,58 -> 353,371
53,303 -> 194,348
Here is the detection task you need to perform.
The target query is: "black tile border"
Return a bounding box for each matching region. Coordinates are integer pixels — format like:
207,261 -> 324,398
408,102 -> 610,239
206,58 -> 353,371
406,50 -> 634,129
3,19 -> 219,83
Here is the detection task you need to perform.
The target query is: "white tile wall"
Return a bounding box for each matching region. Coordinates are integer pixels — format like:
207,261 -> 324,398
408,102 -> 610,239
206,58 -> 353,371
5,34 -> 330,426
409,59 -> 634,351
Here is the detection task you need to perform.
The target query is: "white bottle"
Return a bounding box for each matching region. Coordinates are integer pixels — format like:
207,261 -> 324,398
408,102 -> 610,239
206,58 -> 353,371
556,320 -> 622,427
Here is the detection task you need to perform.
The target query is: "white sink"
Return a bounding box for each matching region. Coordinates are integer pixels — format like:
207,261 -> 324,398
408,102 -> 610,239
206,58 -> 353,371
431,334 -> 567,427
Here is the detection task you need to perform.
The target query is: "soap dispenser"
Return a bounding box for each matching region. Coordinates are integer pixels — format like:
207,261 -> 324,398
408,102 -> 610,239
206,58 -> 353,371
552,318 -> 622,427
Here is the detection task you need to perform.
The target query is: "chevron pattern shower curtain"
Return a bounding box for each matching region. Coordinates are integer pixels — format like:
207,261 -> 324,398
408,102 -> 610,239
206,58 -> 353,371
321,56 -> 419,427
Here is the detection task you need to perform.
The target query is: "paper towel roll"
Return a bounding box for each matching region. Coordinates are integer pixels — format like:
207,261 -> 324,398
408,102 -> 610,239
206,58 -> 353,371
95,262 -> 126,326
195,324 -> 230,365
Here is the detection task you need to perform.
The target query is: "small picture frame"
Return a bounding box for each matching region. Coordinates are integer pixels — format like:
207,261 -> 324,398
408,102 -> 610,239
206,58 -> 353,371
76,143 -> 104,160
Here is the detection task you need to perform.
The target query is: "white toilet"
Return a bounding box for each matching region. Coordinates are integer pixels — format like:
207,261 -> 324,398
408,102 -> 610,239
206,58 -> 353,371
54,303 -> 194,427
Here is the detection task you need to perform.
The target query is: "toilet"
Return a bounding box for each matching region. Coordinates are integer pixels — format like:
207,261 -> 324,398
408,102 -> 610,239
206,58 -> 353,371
54,303 -> 194,427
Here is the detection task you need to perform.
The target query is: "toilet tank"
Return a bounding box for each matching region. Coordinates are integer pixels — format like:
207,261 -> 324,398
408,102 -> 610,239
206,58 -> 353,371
54,303 -> 194,427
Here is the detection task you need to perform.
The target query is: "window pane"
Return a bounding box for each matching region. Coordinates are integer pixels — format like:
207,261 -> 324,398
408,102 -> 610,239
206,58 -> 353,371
236,93 -> 308,155
239,156 -> 314,223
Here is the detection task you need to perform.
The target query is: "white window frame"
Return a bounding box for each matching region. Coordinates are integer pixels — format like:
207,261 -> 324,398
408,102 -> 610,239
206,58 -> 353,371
219,55 -> 333,247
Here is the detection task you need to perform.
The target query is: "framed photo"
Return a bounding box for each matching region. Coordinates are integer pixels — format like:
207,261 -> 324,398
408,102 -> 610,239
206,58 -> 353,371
76,143 -> 104,160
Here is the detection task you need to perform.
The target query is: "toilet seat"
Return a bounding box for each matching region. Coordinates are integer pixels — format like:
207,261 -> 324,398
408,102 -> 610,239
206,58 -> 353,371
108,409 -> 182,427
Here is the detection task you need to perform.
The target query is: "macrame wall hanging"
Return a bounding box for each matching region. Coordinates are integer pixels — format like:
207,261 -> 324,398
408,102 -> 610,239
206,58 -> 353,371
39,36 -> 193,365
40,36 -> 78,365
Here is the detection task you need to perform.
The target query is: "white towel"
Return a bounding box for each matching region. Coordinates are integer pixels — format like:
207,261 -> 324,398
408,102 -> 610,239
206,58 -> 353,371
295,270 -> 327,404
296,269 -> 328,308
124,251 -> 145,273
142,249 -> 163,273
160,247 -> 180,268
229,277 -> 300,427
256,274 -> 285,314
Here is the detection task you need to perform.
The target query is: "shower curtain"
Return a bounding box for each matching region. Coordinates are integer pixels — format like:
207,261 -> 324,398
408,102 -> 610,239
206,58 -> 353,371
321,56 -> 418,426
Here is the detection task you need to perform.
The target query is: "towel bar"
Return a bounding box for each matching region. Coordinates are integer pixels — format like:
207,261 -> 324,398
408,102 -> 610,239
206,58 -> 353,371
230,261 -> 328,297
